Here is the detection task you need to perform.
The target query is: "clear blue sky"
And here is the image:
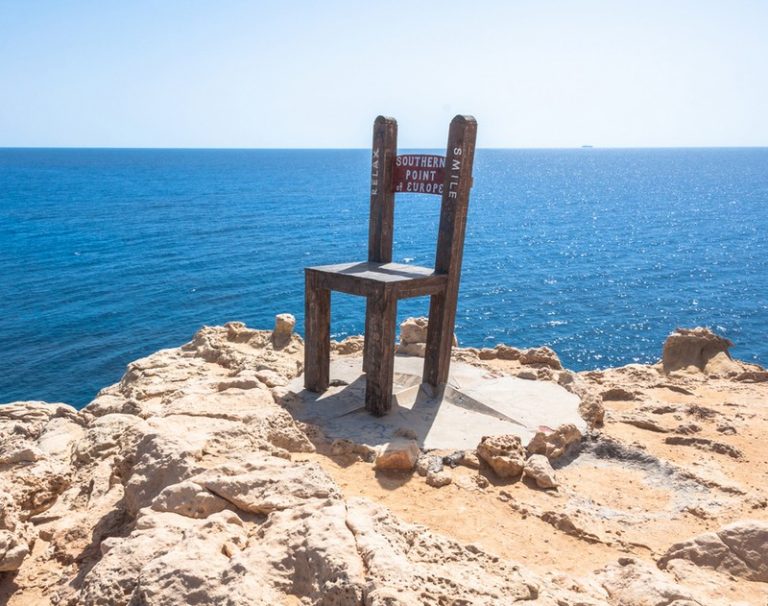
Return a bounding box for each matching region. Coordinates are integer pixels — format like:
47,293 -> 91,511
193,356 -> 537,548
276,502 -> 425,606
1,1 -> 766,148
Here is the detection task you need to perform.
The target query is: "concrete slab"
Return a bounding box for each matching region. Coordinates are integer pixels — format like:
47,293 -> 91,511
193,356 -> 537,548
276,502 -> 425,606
283,355 -> 584,451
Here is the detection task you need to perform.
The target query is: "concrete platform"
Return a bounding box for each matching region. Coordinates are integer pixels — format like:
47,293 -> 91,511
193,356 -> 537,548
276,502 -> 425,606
284,356 -> 584,451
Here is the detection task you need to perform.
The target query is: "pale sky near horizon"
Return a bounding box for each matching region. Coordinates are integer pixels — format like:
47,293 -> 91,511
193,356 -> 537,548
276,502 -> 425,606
1,1 -> 766,148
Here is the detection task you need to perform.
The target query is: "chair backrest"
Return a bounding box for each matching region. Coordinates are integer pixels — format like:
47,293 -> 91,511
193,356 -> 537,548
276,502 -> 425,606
367,115 -> 477,282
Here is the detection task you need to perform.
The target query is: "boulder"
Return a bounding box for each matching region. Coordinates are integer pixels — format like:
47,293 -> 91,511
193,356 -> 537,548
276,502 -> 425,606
272,313 -> 296,347
426,469 -> 452,488
78,510 -> 262,606
658,520 -> 768,582
123,432 -> 206,515
596,559 -> 700,606
477,434 -> 526,479
519,346 -> 563,370
526,423 -> 582,460
150,481 -> 229,519
331,335 -> 365,355
662,327 -> 740,376
415,454 -> 443,477
330,438 -> 376,461
578,392 -> 605,428
397,317 -> 458,357
0,529 -> 29,572
345,498 -> 542,604
400,316 -> 429,345
374,439 -> 421,471
194,455 -> 340,514
398,317 -> 429,356
523,454 -> 558,489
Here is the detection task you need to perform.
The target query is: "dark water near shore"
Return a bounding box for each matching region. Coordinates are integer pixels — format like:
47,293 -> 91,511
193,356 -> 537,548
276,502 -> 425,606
1,148 -> 767,408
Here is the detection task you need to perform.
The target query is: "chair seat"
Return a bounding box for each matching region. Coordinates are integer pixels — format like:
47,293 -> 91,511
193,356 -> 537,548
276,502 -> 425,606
306,261 -> 447,299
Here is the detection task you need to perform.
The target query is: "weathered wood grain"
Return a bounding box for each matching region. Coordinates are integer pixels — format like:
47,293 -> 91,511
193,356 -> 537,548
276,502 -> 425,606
304,115 -> 477,413
423,115 -> 478,387
303,270 -> 330,392
364,287 -> 397,415
367,116 -> 397,264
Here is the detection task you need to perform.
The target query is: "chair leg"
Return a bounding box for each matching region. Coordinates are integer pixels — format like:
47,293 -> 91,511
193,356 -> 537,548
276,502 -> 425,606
423,292 -> 451,387
304,273 -> 330,392
362,297 -> 374,374
365,291 -> 397,416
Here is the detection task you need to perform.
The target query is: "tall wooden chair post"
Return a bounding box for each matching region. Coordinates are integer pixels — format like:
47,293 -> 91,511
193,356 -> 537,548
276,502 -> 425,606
423,116 -> 477,386
363,117 -> 398,374
304,115 -> 477,416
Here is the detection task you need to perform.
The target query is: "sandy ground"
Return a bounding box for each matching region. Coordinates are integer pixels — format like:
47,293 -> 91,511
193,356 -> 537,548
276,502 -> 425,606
302,362 -> 768,604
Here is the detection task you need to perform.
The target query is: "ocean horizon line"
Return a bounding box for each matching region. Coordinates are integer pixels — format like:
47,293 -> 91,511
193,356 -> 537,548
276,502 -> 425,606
2,145 -> 768,152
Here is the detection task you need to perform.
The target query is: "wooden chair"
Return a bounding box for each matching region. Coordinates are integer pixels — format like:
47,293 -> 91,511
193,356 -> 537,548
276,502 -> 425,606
304,115 -> 477,416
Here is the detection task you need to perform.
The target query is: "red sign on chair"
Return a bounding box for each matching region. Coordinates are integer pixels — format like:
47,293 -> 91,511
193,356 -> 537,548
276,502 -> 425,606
393,154 -> 446,194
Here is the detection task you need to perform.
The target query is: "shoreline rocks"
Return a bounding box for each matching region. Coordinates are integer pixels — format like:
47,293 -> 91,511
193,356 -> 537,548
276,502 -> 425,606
1,321 -> 766,605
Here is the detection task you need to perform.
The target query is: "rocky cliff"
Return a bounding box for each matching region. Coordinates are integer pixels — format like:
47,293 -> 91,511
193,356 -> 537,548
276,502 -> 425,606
1,320 -> 766,605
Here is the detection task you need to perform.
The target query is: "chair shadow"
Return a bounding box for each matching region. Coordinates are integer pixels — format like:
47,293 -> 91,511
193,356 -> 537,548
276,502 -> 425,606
281,372 -> 446,451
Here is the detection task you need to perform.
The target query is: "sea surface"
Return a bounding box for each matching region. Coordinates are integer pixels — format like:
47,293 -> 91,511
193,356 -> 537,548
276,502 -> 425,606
1,148 -> 767,408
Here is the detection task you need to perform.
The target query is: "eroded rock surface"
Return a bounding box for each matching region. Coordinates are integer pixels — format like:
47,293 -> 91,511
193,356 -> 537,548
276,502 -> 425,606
659,520 -> 768,582
662,326 -> 742,376
1,322 -> 766,606
477,434 -> 526,478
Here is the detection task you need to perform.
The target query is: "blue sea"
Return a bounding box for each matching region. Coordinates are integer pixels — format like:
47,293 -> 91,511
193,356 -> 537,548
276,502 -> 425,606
1,148 -> 766,408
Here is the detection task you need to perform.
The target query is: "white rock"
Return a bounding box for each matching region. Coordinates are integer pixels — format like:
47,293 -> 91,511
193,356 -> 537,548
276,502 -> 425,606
0,529 -> 29,572
272,313 -> 296,347
658,520 -> 768,582
523,454 -> 558,489
477,434 -> 526,478
151,481 -> 229,518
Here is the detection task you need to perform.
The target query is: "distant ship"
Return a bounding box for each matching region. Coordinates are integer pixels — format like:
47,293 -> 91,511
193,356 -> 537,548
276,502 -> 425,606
581,145 -> 594,148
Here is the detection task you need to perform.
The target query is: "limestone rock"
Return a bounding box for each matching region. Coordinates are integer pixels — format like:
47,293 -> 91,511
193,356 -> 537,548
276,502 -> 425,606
330,438 -> 376,461
78,510 -> 263,606
400,316 -> 429,345
0,529 -> 29,572
0,441 -> 44,465
658,520 -> 768,582
398,316 -> 429,356
194,455 -> 340,514
523,454 -> 558,489
618,412 -> 669,433
374,439 -> 420,471
477,434 -> 526,478
72,413 -> 149,466
4,321 -> 766,605
330,334 -> 365,355
397,316 -> 457,357
415,454 -> 443,476
488,344 -> 520,360
519,346 -> 563,370
596,560 -> 700,606
662,327 -> 739,376
254,368 -> 286,388
526,423 -> 582,460
345,497 -> 543,605
150,481 -> 229,519
251,500 -> 366,603
735,368 -> 768,382
569,386 -> 605,428
602,386 -> 638,401
123,432 -> 206,515
426,469 -> 452,488
272,313 -> 295,347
